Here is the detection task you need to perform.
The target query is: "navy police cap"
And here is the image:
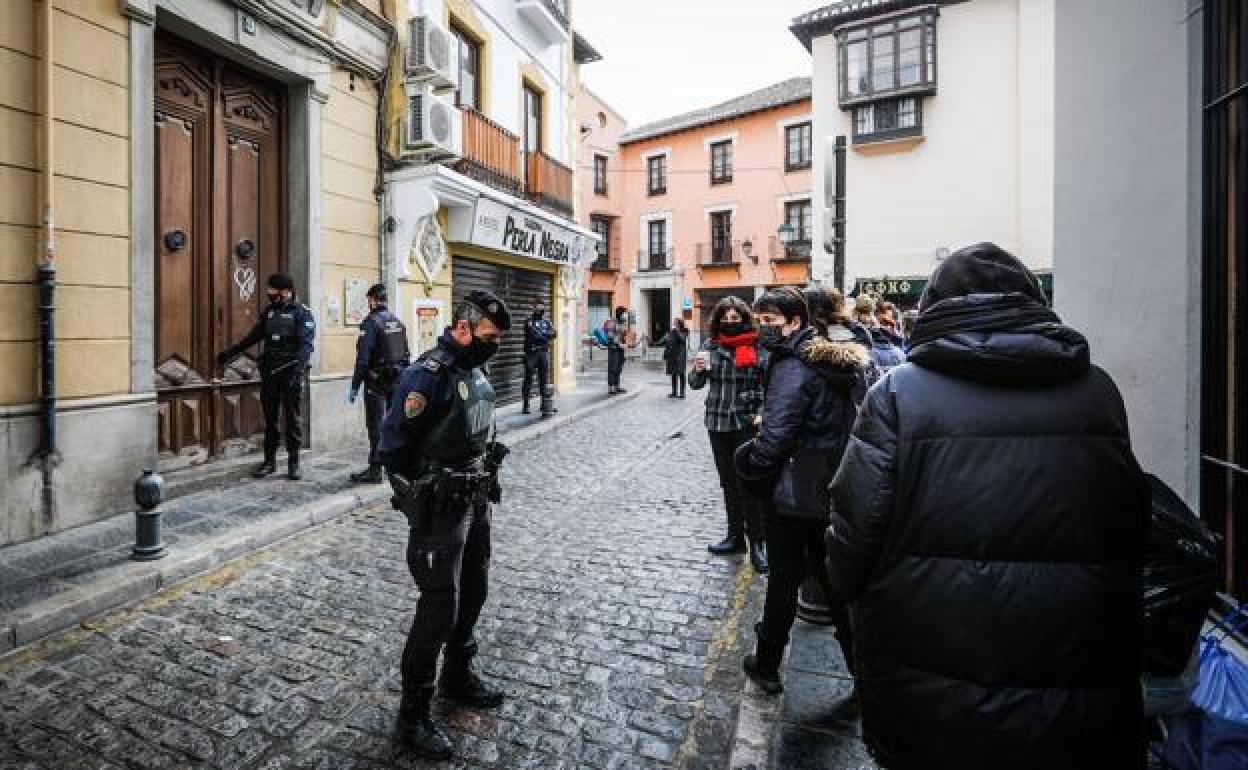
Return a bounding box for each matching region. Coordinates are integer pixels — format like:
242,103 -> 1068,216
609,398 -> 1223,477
465,290 -> 512,331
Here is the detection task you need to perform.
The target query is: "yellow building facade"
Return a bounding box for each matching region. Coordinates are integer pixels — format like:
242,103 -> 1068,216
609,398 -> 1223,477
0,0 -> 597,546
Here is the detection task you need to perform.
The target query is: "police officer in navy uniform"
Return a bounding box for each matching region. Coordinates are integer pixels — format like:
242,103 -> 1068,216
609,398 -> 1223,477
379,290 -> 511,760
217,273 -> 316,481
520,301 -> 557,415
349,284 -> 410,483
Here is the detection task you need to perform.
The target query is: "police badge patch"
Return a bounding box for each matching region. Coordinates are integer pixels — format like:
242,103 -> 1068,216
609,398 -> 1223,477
404,392 -> 427,418
457,381 -> 469,400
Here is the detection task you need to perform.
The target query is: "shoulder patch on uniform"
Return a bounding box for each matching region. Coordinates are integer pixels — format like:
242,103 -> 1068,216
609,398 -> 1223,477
421,358 -> 443,372
404,392 -> 428,418
305,320 -> 315,328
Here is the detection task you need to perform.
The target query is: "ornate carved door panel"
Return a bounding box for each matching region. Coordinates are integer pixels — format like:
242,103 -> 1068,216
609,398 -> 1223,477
154,36 -> 285,468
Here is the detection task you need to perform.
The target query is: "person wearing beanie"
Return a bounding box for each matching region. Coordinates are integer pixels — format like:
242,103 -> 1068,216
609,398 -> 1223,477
217,273 -> 316,481
825,242 -> 1148,769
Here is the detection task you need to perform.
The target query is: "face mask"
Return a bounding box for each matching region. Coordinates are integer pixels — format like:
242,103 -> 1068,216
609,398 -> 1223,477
465,336 -> 499,367
757,323 -> 786,351
720,321 -> 745,337
267,292 -> 282,305
533,309 -> 545,318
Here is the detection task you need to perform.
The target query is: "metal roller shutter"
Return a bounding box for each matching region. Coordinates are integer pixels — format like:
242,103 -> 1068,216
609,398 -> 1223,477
452,256 -> 554,406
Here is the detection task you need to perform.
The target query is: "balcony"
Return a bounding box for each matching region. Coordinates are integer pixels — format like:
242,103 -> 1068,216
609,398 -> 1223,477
696,241 -> 743,269
516,0 -> 569,45
525,151 -> 575,220
454,107 -> 522,198
589,246 -> 619,272
637,250 -> 672,273
770,234 -> 813,262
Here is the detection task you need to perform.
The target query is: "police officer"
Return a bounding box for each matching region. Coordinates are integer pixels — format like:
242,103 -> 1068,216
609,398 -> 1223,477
520,301 -> 557,415
217,273 -> 315,481
349,284 -> 410,483
378,290 -> 511,760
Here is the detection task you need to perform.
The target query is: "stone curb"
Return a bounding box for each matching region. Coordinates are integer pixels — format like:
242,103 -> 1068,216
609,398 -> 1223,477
0,388 -> 642,658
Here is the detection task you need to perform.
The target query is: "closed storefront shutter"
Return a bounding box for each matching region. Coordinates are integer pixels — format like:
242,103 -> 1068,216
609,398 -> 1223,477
452,257 -> 554,406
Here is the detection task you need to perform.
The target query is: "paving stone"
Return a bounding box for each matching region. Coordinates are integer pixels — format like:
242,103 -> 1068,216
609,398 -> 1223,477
0,391 -> 770,770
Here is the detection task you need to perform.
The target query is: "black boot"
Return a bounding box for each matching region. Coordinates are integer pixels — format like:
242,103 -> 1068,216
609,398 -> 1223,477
521,401 -> 531,415
252,456 -> 278,479
350,464 -> 384,483
438,651 -> 504,709
749,541 -> 769,575
743,623 -> 785,695
394,687 -> 453,760
287,453 -> 302,481
708,535 -> 747,556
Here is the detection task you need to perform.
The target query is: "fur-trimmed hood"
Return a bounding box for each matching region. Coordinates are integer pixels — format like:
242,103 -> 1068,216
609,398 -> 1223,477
799,335 -> 871,371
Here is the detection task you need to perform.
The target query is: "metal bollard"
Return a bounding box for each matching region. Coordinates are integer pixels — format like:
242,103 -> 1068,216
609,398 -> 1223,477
131,468 -> 166,561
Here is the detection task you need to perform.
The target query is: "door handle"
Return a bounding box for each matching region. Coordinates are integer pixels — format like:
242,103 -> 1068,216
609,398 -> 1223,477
164,229 -> 187,252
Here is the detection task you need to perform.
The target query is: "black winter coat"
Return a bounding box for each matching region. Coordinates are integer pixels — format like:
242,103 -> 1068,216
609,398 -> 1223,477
826,313 -> 1148,770
659,329 -> 688,377
749,326 -> 870,519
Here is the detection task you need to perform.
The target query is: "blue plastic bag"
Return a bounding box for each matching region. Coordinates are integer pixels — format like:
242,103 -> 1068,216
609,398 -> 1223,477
1191,605 -> 1248,724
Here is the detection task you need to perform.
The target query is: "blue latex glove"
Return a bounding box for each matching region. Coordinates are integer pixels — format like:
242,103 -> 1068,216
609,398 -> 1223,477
348,384 -> 359,405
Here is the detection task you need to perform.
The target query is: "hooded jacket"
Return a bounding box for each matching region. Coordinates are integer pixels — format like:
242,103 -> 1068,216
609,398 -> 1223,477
825,243 -> 1148,770
745,325 -> 871,519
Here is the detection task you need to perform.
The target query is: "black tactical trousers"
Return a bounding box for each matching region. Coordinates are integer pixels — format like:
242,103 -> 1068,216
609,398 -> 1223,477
402,503 -> 492,691
607,348 -> 625,387
522,351 -> 550,404
708,428 -> 763,543
759,511 -> 854,668
364,385 -> 391,466
260,371 -> 303,458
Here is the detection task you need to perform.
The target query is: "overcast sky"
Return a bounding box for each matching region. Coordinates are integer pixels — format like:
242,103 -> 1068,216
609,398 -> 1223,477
574,0 -> 821,127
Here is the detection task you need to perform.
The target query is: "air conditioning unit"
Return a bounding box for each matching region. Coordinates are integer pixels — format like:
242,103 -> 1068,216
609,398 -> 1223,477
406,15 -> 457,92
404,86 -> 462,160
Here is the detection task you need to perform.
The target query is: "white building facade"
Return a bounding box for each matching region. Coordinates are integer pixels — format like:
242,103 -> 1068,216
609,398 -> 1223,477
384,0 -> 600,404
795,0 -> 1054,303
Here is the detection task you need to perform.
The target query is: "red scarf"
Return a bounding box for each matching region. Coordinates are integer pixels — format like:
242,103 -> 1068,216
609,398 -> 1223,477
717,331 -> 759,368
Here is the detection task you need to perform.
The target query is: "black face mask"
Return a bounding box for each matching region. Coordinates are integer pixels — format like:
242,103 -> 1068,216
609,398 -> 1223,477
267,292 -> 282,305
465,336 -> 499,368
757,323 -> 787,351
719,321 -> 746,337
533,309 -> 545,319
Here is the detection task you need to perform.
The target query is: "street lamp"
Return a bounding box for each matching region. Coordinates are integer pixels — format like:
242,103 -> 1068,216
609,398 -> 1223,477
777,223 -> 796,246
741,239 -> 757,264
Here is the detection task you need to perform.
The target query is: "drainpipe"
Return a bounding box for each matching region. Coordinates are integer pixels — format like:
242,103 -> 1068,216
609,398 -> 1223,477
35,0 -> 59,529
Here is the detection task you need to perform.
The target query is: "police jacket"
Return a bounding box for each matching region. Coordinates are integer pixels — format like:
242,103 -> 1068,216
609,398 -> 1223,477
378,331 -> 496,473
352,305 -> 410,391
523,315 -> 557,354
224,299 -> 315,377
825,296 -> 1148,770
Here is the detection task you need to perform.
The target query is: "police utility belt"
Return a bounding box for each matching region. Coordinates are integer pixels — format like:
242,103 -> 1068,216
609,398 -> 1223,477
389,444 -> 509,532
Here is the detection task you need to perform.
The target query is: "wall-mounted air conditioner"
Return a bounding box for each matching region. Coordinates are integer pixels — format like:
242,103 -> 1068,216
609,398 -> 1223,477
404,85 -> 462,160
406,14 -> 457,92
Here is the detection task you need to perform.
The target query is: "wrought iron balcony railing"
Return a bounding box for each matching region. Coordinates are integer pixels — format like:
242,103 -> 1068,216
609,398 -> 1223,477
637,249 -> 672,273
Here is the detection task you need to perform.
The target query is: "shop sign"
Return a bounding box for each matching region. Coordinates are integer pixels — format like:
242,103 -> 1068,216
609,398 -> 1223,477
470,198 -> 589,266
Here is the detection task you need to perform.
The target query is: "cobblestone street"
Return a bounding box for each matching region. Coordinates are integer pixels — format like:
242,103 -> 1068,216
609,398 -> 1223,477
0,386 -> 771,770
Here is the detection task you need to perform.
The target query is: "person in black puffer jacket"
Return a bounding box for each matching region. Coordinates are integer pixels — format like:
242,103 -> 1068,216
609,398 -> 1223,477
826,243 -> 1149,770
735,286 -> 871,695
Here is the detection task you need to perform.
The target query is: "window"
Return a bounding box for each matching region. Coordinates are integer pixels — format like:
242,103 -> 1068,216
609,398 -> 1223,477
450,23 -> 480,110
523,85 -> 543,155
593,154 -> 608,195
710,211 -> 733,262
590,215 -> 612,268
784,200 -> 813,259
647,155 -> 666,195
785,123 -> 812,171
853,97 -> 921,143
710,140 -> 733,185
647,220 -> 667,268
837,11 -> 937,105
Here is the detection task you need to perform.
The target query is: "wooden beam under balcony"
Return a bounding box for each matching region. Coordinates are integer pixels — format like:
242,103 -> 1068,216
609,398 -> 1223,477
525,151 -> 575,220
454,107 -> 523,198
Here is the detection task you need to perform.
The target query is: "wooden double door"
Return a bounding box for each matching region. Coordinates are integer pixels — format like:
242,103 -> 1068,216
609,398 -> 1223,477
153,36 -> 285,468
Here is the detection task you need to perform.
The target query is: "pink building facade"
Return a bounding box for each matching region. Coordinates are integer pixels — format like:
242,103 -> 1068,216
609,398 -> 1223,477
588,79 -> 814,349
576,87 -> 629,335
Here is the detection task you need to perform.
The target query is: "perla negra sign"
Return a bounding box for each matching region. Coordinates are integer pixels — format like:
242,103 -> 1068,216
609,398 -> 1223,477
470,198 -> 590,266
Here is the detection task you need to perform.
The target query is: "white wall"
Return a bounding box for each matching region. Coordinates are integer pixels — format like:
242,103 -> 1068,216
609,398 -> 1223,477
810,0 -> 1053,286
1052,0 -> 1200,504
413,0 -> 573,164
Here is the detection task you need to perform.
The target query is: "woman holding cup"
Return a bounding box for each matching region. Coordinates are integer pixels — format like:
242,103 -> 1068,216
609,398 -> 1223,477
689,296 -> 768,574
